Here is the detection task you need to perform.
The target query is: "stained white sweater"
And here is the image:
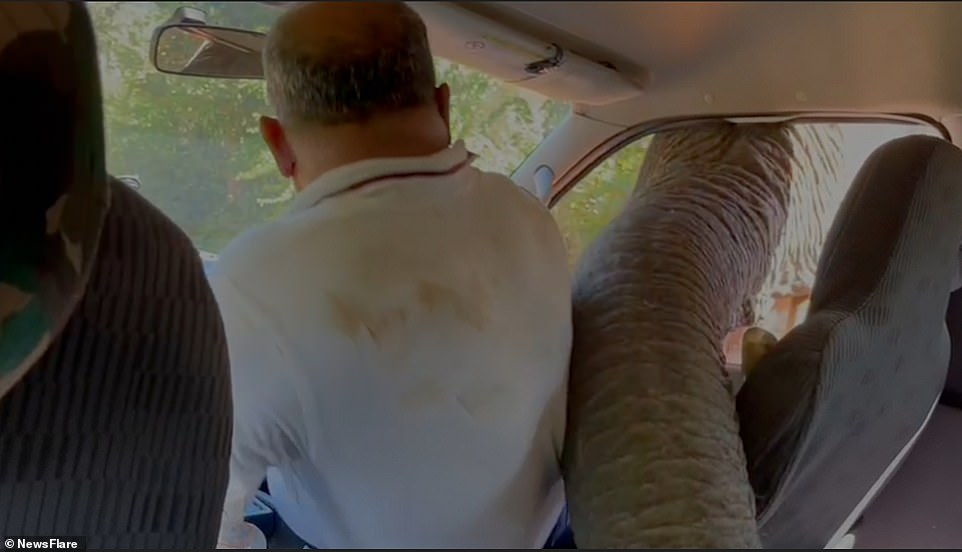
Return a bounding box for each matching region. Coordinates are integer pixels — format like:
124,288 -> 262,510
210,141 -> 572,549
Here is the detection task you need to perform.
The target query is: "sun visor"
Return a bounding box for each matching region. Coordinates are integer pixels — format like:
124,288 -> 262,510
410,2 -> 646,106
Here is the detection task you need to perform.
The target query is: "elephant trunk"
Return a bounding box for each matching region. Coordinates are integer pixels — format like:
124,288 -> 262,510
562,123 -> 794,548
759,124 -> 845,310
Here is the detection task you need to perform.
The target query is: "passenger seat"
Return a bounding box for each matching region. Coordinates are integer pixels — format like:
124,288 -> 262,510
844,288 -> 962,548
736,135 -> 962,548
0,2 -> 232,547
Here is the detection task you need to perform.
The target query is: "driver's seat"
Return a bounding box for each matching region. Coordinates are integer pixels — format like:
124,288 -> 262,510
0,3 -> 232,547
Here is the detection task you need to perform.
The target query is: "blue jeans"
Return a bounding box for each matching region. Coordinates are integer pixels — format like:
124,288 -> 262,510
257,480 -> 576,549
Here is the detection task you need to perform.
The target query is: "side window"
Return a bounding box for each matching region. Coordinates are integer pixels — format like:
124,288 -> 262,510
551,137 -> 652,267
551,122 -> 945,340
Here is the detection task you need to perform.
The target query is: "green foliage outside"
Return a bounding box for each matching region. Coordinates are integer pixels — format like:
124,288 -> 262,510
87,1 -> 645,265
551,139 -> 650,266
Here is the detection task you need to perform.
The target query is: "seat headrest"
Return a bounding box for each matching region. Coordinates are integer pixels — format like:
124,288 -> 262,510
744,133 -> 962,456
812,134 -> 962,311
0,2 -> 109,397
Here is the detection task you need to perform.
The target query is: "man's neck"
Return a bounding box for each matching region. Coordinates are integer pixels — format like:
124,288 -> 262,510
290,112 -> 450,192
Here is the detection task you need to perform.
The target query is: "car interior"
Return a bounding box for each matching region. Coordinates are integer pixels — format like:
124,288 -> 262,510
0,2 -> 231,548
3,0 -> 962,548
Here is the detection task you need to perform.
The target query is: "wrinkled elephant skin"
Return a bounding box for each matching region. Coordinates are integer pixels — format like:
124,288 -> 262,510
562,123 -> 795,548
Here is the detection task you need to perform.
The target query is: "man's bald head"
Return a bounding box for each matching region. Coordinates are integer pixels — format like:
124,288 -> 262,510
264,1 -> 437,127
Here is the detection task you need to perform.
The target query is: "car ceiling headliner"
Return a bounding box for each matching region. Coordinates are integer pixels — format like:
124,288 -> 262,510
259,2 -> 962,127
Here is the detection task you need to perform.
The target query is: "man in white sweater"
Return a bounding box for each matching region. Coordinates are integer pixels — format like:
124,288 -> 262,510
211,1 -> 572,548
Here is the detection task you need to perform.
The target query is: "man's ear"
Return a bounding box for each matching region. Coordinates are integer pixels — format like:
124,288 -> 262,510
741,326 -> 778,377
434,83 -> 451,141
259,115 -> 296,178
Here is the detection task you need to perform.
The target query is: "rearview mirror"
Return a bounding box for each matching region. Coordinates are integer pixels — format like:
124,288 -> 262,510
150,22 -> 266,79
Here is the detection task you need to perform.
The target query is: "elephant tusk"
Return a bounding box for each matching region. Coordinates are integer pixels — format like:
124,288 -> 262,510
741,326 -> 778,377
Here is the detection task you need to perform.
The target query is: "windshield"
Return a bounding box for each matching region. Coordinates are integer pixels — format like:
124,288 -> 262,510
88,2 -> 570,254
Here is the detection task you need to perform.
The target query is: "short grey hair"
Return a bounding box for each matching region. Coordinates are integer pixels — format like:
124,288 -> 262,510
264,4 -> 437,126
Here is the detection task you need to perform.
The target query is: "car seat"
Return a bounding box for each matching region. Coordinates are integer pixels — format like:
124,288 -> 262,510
0,2 -> 232,547
737,135 -> 962,548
